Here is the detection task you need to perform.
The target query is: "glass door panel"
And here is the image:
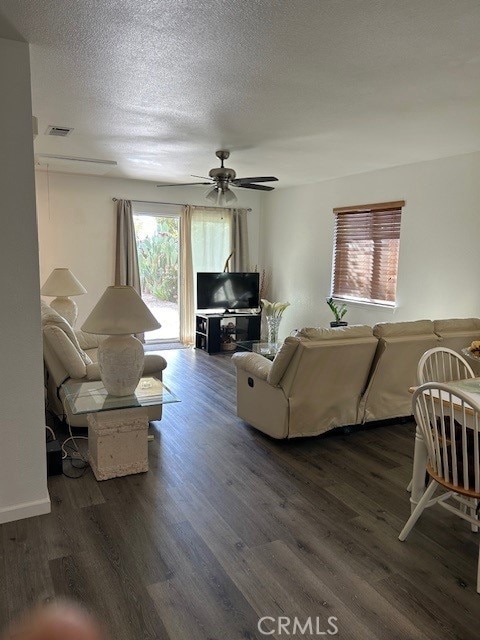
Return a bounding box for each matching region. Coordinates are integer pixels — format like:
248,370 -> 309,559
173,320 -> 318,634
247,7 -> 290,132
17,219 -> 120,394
133,214 -> 180,342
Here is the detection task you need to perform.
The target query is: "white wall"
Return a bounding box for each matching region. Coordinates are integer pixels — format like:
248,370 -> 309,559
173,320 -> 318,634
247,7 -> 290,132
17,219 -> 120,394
0,38 -> 50,523
261,152 -> 480,337
35,171 -> 264,325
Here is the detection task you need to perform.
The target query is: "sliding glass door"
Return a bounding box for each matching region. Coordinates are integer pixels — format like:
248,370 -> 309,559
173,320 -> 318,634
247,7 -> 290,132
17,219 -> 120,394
133,213 -> 180,342
132,203 -> 236,344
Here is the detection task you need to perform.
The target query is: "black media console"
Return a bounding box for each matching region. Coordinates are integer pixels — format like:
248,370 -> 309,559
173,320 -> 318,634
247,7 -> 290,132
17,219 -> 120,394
195,312 -> 261,355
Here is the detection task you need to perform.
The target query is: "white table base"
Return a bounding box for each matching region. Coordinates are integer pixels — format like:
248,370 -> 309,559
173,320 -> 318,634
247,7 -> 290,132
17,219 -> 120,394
87,407 -> 149,481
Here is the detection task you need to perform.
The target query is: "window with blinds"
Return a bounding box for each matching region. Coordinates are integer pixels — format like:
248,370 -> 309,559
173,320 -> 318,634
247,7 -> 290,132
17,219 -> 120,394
331,200 -> 404,306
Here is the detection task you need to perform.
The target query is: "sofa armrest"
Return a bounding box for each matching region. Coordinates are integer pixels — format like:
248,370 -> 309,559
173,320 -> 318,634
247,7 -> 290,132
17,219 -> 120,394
143,353 -> 168,375
231,352 -> 272,382
86,353 -> 168,382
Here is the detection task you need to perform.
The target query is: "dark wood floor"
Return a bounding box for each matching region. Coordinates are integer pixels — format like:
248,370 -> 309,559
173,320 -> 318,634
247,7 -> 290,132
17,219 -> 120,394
1,348 -> 479,639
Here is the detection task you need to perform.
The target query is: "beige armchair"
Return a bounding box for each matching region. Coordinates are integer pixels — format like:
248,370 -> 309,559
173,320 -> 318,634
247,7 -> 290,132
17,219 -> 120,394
232,325 -> 378,439
41,301 -> 167,427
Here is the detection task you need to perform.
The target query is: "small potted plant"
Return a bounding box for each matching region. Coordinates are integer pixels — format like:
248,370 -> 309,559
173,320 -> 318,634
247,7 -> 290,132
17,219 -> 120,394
326,297 -> 348,327
220,322 -> 237,351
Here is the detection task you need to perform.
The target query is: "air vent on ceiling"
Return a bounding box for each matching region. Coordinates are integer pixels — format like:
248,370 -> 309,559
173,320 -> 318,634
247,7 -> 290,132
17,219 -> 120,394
45,125 -> 74,137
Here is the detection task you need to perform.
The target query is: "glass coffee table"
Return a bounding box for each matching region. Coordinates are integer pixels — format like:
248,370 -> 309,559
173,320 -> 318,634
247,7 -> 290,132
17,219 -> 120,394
61,377 -> 179,481
235,340 -> 280,361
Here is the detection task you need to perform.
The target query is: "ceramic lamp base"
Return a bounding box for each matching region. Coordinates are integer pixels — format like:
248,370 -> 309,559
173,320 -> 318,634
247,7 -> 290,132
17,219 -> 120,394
50,296 -> 77,326
98,334 -> 144,396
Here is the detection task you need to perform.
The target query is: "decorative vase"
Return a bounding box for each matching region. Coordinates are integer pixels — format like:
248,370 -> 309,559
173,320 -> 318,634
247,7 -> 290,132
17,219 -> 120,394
266,315 -> 282,346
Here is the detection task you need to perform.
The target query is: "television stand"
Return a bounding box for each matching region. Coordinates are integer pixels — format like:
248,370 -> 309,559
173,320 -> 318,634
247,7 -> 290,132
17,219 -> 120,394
195,312 -> 261,355
226,308 -> 260,314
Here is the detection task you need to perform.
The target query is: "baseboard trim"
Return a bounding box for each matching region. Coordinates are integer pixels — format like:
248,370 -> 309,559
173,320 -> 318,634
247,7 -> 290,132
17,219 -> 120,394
0,496 -> 51,524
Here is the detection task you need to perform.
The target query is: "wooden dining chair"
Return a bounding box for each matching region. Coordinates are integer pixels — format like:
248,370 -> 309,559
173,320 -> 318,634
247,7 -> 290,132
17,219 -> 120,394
406,347 -> 476,493
417,346 -> 475,385
399,382 -> 480,593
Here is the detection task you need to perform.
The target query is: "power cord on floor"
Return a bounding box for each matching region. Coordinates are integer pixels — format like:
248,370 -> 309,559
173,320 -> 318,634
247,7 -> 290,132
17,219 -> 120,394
45,391 -> 90,479
61,416 -> 90,479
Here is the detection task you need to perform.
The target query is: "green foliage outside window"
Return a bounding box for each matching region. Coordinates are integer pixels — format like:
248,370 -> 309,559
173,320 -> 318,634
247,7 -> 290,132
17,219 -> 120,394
136,217 -> 179,302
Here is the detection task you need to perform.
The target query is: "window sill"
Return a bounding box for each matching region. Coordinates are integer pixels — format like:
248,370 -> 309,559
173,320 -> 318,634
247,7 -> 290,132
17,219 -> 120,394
331,297 -> 397,311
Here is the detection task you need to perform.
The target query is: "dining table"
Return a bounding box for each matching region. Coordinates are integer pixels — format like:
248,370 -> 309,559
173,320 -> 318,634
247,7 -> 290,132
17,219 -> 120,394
409,377 -> 480,511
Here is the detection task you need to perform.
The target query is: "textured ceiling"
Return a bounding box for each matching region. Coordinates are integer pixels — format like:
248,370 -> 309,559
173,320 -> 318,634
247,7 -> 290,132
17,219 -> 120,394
1,0 -> 480,187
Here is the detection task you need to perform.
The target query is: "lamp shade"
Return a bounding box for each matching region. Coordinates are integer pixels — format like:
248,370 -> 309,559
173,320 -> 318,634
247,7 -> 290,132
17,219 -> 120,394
81,285 -> 160,335
41,268 -> 87,296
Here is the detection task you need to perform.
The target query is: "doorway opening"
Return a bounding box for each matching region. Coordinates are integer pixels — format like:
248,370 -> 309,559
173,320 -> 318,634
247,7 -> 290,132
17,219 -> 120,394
133,213 -> 180,342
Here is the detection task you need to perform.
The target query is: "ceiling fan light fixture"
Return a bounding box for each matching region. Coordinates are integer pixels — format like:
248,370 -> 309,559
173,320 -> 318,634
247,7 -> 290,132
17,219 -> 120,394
223,188 -> 237,204
205,184 -> 237,206
205,187 -> 219,203
158,150 -> 278,199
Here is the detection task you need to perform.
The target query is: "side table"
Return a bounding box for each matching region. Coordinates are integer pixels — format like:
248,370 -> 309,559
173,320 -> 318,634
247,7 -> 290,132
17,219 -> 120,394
235,340 -> 280,361
62,377 -> 179,480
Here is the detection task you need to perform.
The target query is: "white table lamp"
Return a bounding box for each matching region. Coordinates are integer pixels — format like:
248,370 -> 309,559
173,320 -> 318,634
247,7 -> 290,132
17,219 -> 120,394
41,267 -> 87,326
81,285 -> 160,396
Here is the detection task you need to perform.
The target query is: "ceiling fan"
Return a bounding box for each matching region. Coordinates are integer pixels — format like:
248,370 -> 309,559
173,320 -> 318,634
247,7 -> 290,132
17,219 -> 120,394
156,150 -> 278,204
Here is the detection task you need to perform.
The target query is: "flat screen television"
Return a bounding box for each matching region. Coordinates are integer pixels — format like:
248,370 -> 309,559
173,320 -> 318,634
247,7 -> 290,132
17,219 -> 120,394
197,272 -> 260,311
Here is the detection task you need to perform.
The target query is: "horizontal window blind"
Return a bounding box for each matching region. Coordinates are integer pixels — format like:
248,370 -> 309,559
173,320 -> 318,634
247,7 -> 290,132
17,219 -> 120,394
332,201 -> 404,305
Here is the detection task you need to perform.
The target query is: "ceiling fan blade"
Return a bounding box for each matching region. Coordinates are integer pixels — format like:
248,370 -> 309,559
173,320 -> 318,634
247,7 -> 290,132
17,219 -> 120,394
191,174 -> 213,181
236,183 -> 275,191
232,176 -> 278,185
156,182 -> 212,187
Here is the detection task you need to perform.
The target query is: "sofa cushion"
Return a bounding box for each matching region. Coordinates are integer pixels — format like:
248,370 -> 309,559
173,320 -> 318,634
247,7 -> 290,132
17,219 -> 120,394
41,301 -> 92,365
43,325 -> 87,379
295,325 -> 373,340
373,319 -> 434,338
267,337 -> 300,386
434,318 -> 480,334
75,330 -> 106,350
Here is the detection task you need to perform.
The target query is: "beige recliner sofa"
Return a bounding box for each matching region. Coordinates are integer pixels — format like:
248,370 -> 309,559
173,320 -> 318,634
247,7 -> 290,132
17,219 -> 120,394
232,325 -> 378,439
232,317 -> 480,439
41,301 -> 167,427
